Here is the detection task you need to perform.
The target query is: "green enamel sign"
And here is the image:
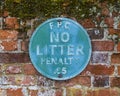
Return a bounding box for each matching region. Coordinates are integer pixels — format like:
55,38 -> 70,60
29,18 -> 91,80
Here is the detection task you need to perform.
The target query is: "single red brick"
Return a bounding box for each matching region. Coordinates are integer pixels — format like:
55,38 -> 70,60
69,76 -> 91,87
0,30 -> 18,40
1,40 -> 17,51
5,76 -> 16,85
24,64 -> 38,75
87,28 -> 104,39
81,65 -> 114,76
7,75 -> 37,85
110,77 -> 120,87
91,52 -> 108,63
21,75 -> 37,85
5,17 -> 19,29
37,76 -> 54,87
93,76 -> 109,87
92,41 -> 114,51
4,75 -> 35,85
5,65 -> 22,74
66,88 -> 82,96
55,76 -> 91,88
0,53 -> 30,63
108,28 -> 120,36
98,89 -> 110,96
86,90 -> 98,96
7,88 -> 24,96
111,53 -> 120,64
29,90 -> 38,96
110,88 -> 120,96
86,88 -> 119,96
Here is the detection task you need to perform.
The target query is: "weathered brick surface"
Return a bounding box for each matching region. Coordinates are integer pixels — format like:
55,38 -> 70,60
5,64 -> 22,74
55,76 -> 91,87
0,53 -> 30,63
86,90 -> 98,96
81,65 -> 114,76
108,28 -> 120,36
110,77 -> 120,87
37,76 -> 54,87
92,41 -> 114,51
23,64 -> 38,75
91,53 -> 109,64
111,53 -> 120,64
0,30 -> 18,40
5,75 -> 37,85
86,88 -> 120,96
21,75 -> 37,85
93,76 -> 109,87
98,89 -> 111,96
87,28 -> 104,39
5,17 -> 19,29
7,88 -> 24,96
1,40 -> 18,51
1,1 -> 120,96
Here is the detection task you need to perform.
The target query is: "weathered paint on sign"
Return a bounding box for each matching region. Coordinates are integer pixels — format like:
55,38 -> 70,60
29,18 -> 91,80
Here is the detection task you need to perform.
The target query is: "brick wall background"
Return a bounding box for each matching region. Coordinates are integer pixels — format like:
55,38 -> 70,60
0,1 -> 120,96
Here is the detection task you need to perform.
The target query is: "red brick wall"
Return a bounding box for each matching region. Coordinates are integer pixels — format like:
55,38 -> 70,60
1,2 -> 120,96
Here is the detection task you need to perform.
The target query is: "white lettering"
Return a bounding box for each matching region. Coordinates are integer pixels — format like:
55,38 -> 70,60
68,45 -> 74,55
57,21 -> 62,28
36,45 -> 43,55
49,21 -> 70,30
50,32 -> 70,43
50,45 -> 57,55
65,22 -> 70,29
49,22 -> 53,29
50,32 -> 59,43
58,45 -> 64,55
40,57 -> 73,65
36,45 -> 84,56
76,46 -> 84,55
40,58 -> 46,64
61,32 -> 70,42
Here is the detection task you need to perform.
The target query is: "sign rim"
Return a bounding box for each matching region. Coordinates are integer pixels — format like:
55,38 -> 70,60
29,17 -> 92,80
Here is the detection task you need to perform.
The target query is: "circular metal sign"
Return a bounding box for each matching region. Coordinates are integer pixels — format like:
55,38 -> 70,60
29,18 -> 91,80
